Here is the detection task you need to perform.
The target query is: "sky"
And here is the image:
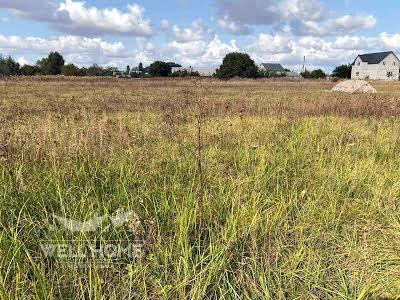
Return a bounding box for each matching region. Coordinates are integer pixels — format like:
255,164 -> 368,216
0,0 -> 399,72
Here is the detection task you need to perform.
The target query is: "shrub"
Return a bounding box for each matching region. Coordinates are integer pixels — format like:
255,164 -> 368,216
332,64 -> 352,79
37,52 -> 65,75
20,64 -> 40,76
301,69 -> 327,79
61,64 -> 86,76
0,55 -> 20,76
149,61 -> 172,77
216,52 -> 259,79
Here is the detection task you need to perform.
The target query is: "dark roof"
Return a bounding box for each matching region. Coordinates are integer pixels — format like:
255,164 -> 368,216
352,51 -> 398,65
260,63 -> 285,72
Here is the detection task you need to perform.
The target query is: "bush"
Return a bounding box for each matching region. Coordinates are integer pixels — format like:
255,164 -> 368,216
37,52 -> 65,75
20,64 -> 40,76
332,64 -> 352,79
301,69 -> 326,79
149,61 -> 172,77
61,64 -> 86,76
216,52 -> 259,79
0,55 -> 20,76
86,64 -> 104,76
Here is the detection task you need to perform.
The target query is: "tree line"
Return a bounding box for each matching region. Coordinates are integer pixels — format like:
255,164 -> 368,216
0,52 -> 121,77
0,52 -> 193,78
0,51 -> 352,79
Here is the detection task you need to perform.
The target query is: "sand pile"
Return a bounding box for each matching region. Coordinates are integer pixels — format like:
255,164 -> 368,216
331,80 -> 377,94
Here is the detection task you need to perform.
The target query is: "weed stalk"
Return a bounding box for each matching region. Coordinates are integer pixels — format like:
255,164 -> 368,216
1,121 -> 19,196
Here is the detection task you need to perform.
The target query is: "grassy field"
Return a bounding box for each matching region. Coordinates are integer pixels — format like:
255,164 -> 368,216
0,77 -> 399,299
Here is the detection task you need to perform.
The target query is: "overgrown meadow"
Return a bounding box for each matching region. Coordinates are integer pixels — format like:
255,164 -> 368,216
0,77 -> 399,299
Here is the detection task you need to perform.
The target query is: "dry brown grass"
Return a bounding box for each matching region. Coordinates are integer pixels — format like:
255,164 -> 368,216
0,77 -> 399,299
1,78 -> 399,122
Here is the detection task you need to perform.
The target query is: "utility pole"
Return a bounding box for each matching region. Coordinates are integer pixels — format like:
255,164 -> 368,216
302,56 -> 306,73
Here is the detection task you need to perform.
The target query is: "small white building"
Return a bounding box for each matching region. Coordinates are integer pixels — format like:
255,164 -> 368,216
285,71 -> 301,78
171,67 -> 216,77
351,51 -> 400,80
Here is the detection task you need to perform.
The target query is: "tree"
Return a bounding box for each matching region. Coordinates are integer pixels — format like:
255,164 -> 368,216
332,64 -> 352,79
166,62 -> 181,68
85,64 -> 103,76
20,64 -> 39,76
149,61 -> 172,77
311,69 -> 327,79
37,52 -> 65,75
216,52 -> 259,79
126,65 -> 130,75
0,55 -> 20,76
138,63 -> 143,72
301,69 -> 327,79
61,64 -> 85,76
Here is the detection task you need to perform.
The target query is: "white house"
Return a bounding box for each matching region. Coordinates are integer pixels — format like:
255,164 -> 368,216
351,51 -> 400,80
171,67 -> 216,77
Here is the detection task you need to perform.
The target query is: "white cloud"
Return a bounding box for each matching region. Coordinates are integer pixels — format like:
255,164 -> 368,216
164,19 -> 229,66
165,35 -> 238,67
215,0 -> 281,26
214,15 -> 249,35
16,57 -> 29,66
161,19 -> 169,31
282,0 -> 325,21
215,0 -> 377,36
0,35 -> 125,55
201,36 -> 239,65
132,37 -> 156,65
0,35 -> 128,66
250,33 -> 293,54
376,33 -> 400,51
0,0 -> 153,36
332,15 -> 376,33
167,40 -> 208,58
171,19 -> 213,43
0,0 -> 60,22
332,35 -> 376,50
294,15 -> 376,36
57,1 -> 152,36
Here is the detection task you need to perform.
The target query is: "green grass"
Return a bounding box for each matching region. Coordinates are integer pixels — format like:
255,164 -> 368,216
0,78 -> 399,299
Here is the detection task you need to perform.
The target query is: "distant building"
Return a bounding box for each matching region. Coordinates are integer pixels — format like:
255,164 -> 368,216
130,66 -> 141,74
351,51 -> 400,80
259,63 -> 286,75
171,67 -> 216,77
285,71 -> 301,78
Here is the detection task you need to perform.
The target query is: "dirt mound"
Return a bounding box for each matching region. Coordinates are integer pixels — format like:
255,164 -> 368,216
331,80 -> 377,94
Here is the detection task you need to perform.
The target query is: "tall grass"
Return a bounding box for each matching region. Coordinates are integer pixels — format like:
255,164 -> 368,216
0,78 -> 399,299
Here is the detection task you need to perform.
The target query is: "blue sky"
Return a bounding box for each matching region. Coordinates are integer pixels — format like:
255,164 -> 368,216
0,0 -> 399,72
